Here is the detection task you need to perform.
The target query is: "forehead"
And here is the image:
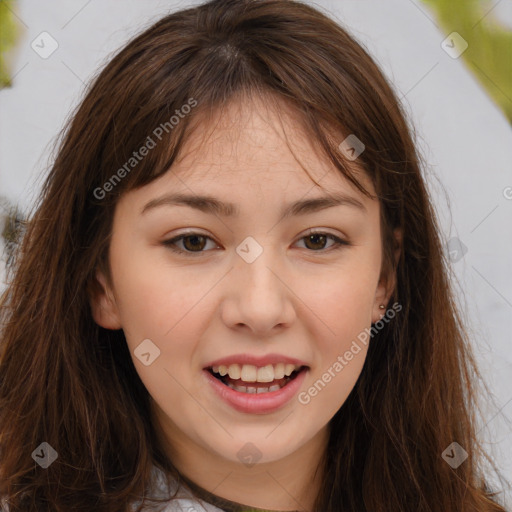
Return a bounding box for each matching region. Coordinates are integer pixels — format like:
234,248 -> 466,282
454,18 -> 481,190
167,94 -> 374,197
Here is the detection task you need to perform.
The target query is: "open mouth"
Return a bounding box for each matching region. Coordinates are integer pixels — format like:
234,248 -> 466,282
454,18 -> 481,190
207,365 -> 308,394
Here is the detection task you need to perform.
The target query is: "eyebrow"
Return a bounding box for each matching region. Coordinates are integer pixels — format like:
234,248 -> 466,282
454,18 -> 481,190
141,191 -> 366,221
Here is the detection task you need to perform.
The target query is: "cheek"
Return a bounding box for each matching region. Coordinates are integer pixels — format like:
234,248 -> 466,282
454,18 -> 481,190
110,241 -> 205,341
303,255 -> 381,347
297,248 -> 380,415
299,345 -> 368,423
108,247 -> 203,406
108,242 -> 216,399
297,273 -> 374,418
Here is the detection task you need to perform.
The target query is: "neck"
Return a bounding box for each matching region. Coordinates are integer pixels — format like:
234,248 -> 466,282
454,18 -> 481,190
151,403 -> 328,512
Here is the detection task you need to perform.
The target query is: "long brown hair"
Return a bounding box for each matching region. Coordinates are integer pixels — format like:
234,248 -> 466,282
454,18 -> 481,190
0,0 -> 507,510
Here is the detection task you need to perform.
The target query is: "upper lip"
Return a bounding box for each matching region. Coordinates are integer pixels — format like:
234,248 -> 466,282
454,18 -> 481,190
203,353 -> 309,369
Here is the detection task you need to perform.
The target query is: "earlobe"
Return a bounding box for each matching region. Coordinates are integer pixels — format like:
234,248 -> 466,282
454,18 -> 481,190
89,269 -> 122,330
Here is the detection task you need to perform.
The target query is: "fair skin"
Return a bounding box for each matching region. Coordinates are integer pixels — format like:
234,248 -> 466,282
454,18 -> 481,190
90,95 -> 400,511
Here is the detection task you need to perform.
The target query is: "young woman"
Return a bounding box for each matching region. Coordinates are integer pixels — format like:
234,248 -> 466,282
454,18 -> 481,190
0,0 -> 507,510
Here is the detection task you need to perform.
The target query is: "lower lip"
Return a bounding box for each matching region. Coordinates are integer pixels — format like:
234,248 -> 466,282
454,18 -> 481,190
203,367 -> 308,414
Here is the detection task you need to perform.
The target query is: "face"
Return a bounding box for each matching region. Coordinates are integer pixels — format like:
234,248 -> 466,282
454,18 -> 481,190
91,95 -> 397,471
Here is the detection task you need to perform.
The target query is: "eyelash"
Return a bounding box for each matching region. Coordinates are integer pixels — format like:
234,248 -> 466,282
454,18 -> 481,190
161,230 -> 349,256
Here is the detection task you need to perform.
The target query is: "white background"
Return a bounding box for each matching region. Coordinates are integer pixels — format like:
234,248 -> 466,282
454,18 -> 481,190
0,0 -> 511,506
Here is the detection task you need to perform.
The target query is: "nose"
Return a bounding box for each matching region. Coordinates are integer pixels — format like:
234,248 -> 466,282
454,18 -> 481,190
220,245 -> 296,336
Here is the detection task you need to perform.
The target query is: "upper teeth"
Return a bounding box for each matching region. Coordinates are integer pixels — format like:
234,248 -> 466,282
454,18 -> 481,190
211,363 -> 301,383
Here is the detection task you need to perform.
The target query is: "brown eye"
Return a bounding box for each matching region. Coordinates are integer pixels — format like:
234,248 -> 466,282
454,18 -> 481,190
163,233 -> 217,255
181,234 -> 208,252
162,231 -> 348,257
303,233 -> 329,251
297,232 -> 348,252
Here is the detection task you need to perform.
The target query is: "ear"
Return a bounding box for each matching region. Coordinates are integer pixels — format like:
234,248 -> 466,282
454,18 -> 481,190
372,228 -> 402,323
89,268 -> 122,330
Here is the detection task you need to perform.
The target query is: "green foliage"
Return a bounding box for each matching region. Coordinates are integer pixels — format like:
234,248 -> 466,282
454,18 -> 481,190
0,197 -> 25,268
422,0 -> 512,123
0,0 -> 18,88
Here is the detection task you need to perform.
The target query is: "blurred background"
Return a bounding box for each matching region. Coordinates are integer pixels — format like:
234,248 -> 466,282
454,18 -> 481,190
1,0 -> 511,506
